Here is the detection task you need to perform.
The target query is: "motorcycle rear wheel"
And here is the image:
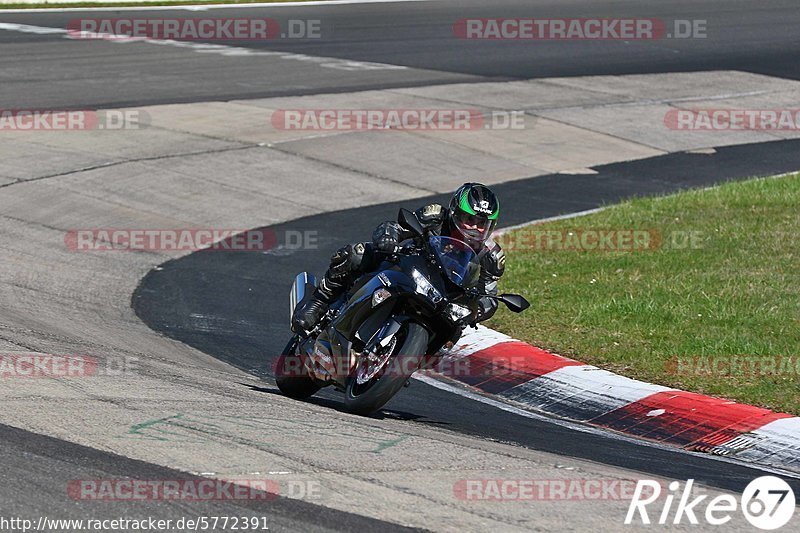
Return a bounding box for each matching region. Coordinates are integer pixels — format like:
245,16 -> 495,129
275,336 -> 322,400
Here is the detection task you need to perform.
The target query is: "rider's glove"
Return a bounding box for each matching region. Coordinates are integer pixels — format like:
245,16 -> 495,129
373,222 -> 402,254
475,295 -> 498,322
416,203 -> 444,227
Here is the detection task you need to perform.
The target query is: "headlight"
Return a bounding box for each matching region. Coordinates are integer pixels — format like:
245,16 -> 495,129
411,269 -> 443,304
446,303 -> 472,322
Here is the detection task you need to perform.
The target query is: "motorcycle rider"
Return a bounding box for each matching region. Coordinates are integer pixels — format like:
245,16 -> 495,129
292,183 -> 505,333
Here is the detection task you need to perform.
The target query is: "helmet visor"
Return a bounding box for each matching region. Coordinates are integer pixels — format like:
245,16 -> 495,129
453,210 -> 492,244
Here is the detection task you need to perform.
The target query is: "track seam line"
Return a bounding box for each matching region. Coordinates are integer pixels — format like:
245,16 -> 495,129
267,144 -> 440,194
523,111 -> 671,153
0,144 -> 259,190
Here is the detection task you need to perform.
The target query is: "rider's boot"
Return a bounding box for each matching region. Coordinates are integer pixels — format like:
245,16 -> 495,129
291,276 -> 343,333
292,245 -> 357,333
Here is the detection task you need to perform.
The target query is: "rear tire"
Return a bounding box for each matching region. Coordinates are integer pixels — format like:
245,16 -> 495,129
344,322 -> 428,416
275,337 -> 321,400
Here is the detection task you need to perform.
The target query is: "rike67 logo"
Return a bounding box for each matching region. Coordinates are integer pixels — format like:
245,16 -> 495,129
626,477 -> 795,530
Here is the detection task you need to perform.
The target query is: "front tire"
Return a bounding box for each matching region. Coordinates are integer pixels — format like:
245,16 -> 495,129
344,322 -> 428,416
275,337 -> 321,400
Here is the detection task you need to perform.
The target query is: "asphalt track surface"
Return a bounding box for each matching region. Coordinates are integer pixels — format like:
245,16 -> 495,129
134,138 -> 800,496
0,423 -> 421,532
0,0 -> 799,107
2,0 -> 800,528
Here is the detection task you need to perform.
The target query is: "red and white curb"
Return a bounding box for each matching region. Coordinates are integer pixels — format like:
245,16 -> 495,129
433,326 -> 800,474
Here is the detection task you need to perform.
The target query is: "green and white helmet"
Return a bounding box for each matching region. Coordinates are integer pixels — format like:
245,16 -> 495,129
447,183 -> 499,248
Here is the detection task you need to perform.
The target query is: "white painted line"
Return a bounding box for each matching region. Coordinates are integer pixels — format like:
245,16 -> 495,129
500,364 -> 674,421
735,417 -> 800,471
0,22 -> 66,34
685,148 -> 717,155
558,167 -> 598,175
431,259 -> 800,473
0,0 -> 433,13
495,171 -> 800,238
753,417 -> 800,439
0,22 -> 407,71
494,170 -> 800,239
412,373 -> 800,480
436,323 -> 800,474
414,372 -> 659,440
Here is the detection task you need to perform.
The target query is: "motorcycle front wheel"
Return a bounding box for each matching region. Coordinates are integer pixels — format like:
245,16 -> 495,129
344,322 -> 428,416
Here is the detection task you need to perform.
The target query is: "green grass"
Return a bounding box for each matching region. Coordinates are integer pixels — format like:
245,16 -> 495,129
488,173 -> 800,414
0,0 -> 328,9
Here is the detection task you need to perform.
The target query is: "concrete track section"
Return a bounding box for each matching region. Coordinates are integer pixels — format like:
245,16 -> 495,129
1,71 -> 799,530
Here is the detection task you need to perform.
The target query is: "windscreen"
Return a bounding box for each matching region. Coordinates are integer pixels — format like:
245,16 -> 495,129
428,236 -> 480,287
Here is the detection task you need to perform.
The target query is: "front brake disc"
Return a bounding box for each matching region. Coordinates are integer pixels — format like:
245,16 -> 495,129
355,336 -> 397,385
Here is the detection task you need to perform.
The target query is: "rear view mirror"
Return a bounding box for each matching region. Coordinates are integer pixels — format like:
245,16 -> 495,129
398,208 -> 425,236
498,294 -> 530,313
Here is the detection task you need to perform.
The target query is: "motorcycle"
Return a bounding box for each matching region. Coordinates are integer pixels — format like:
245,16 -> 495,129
275,208 -> 530,415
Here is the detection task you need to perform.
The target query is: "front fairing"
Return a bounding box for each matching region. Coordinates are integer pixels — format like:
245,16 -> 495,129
333,264 -> 422,337
313,248 -> 466,386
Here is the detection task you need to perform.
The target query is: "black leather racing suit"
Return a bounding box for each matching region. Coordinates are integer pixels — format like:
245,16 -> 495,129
314,203 -> 506,323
